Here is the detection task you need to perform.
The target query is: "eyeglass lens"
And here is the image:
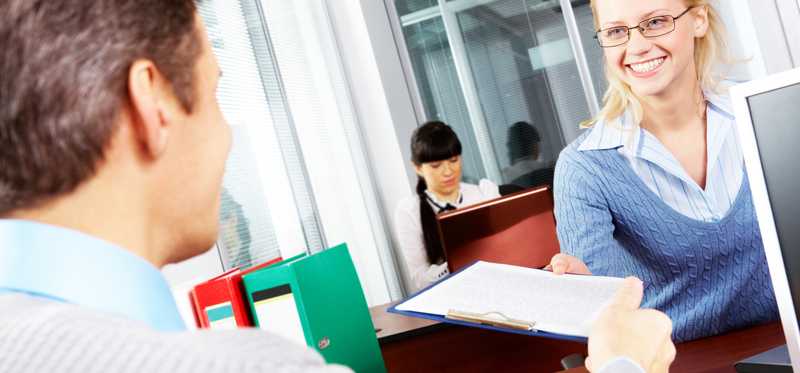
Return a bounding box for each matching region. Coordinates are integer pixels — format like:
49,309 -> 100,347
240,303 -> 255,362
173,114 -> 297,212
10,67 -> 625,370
596,15 -> 677,47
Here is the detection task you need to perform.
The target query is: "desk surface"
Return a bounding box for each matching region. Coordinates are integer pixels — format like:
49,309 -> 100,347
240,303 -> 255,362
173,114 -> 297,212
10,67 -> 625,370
370,301 -> 442,343
371,302 -> 785,373
560,321 -> 785,373
370,302 -> 587,372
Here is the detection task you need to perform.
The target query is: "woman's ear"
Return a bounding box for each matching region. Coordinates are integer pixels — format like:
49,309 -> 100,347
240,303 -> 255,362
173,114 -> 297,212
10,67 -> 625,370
693,5 -> 710,38
413,162 -> 424,177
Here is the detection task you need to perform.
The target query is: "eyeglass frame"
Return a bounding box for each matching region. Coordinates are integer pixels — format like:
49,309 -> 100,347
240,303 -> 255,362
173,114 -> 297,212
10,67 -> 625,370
593,7 -> 697,48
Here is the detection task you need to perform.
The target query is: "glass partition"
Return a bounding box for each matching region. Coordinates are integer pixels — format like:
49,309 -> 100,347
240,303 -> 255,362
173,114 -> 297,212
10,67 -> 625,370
394,0 -> 605,188
400,13 -> 488,183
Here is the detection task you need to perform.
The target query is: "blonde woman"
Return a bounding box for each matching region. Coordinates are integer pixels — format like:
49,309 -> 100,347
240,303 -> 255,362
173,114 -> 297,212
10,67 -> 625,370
549,0 -> 778,344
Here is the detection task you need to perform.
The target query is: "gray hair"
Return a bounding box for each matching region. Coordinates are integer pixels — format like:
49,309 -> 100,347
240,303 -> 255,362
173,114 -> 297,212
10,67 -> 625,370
0,0 -> 202,214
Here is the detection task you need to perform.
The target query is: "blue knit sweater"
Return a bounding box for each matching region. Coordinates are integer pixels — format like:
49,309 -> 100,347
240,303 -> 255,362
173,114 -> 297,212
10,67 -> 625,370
554,132 -> 778,342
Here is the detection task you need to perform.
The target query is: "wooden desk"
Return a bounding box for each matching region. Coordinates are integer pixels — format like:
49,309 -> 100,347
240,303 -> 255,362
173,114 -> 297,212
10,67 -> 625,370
370,302 -> 586,372
370,302 -> 785,373
559,322 -> 785,373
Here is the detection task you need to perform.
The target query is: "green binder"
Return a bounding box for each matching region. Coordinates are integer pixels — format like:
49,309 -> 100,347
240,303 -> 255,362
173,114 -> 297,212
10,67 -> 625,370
242,243 -> 386,373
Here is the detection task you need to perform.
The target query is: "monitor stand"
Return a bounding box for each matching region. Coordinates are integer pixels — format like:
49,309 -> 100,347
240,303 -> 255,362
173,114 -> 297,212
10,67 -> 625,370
735,345 -> 792,373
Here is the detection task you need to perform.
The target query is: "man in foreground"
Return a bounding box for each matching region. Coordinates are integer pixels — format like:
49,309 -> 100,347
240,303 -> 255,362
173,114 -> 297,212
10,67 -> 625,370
0,0 -> 673,371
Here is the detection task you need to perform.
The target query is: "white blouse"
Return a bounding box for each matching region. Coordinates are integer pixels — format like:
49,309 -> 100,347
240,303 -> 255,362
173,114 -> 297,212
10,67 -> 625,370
393,180 -> 500,293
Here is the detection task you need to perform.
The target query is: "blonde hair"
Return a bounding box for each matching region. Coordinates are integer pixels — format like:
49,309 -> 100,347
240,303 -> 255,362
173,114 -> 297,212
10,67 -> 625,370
586,0 -> 729,127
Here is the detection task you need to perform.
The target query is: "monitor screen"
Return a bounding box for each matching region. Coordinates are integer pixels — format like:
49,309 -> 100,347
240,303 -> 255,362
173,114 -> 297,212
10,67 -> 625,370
747,82 -> 800,324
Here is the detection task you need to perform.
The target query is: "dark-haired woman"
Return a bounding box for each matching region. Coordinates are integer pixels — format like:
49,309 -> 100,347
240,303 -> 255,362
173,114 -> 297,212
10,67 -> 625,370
394,121 -> 499,292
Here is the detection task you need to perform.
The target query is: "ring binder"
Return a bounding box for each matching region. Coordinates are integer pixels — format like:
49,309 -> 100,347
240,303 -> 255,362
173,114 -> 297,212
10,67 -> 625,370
446,309 -> 537,331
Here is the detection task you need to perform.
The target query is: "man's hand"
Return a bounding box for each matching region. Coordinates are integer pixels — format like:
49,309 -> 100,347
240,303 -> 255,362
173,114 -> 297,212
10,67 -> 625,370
586,277 -> 676,373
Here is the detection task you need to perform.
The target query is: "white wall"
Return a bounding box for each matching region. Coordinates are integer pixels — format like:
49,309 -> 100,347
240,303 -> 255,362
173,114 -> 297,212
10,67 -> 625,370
775,0 -> 800,66
259,0 -> 401,306
325,0 -> 425,295
161,247 -> 223,329
736,0 -> 799,75
717,0 -> 768,80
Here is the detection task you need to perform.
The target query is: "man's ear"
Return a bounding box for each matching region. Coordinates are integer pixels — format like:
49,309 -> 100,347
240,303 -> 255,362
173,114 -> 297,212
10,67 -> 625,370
127,60 -> 171,159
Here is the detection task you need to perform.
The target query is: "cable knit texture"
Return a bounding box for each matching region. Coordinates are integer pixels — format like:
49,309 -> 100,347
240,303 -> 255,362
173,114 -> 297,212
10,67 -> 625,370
554,132 -> 778,342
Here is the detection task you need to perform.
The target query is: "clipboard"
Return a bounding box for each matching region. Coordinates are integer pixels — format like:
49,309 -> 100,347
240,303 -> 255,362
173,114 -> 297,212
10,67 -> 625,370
388,261 -> 624,343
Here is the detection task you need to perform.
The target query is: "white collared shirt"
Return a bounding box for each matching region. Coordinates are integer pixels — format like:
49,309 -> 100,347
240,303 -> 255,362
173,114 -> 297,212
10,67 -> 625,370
577,90 -> 743,222
394,180 -> 500,293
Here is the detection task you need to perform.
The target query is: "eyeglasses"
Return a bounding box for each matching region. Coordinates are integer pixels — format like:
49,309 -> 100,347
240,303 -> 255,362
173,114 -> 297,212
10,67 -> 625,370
594,7 -> 696,48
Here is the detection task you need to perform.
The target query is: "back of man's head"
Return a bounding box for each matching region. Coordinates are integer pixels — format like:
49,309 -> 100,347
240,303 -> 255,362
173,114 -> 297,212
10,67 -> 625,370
507,121 -> 540,162
0,0 -> 201,215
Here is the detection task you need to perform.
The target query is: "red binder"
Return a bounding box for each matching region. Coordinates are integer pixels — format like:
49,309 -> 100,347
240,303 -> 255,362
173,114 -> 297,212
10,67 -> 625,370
189,256 -> 283,329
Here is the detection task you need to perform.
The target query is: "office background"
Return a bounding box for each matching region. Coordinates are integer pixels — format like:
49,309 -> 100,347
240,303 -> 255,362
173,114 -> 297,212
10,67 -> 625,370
162,0 -> 800,320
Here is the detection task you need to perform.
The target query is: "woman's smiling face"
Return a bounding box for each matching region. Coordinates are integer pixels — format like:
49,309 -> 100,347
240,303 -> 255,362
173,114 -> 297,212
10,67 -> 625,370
594,0 -> 709,99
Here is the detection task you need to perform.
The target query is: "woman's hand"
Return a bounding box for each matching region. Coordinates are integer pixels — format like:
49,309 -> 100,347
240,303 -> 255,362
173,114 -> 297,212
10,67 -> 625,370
546,253 -> 592,275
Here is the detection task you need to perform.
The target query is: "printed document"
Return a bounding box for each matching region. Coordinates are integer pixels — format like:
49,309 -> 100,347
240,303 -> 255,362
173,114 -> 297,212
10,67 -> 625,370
395,261 -> 625,337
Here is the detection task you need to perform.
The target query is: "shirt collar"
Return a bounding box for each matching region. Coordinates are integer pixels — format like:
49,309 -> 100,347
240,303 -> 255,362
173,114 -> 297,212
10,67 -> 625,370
425,186 -> 464,212
577,109 -> 639,153
705,92 -> 736,173
0,219 -> 185,331
577,89 -> 735,155
705,87 -> 734,118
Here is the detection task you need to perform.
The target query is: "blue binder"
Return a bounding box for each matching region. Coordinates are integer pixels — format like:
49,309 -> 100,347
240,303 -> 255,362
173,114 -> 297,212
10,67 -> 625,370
387,261 -> 589,343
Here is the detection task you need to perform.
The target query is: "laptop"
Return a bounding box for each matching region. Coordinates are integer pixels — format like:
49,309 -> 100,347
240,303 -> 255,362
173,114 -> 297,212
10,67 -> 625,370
731,67 -> 800,372
436,186 -> 560,273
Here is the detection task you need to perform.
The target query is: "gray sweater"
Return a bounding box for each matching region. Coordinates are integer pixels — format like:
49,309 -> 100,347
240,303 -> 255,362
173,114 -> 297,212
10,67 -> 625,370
0,294 -> 351,373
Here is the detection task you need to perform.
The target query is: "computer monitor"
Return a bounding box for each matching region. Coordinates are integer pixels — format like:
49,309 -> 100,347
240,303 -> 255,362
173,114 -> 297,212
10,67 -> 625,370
732,67 -> 800,372
436,186 -> 560,273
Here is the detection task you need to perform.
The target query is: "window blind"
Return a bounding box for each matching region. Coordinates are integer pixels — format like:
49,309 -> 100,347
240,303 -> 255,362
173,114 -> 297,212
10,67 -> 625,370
197,0 -> 322,270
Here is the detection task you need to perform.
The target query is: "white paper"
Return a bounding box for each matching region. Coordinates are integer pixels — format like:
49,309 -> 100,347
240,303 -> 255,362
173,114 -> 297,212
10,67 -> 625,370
395,261 -> 625,337
209,316 -> 238,330
254,293 -> 307,346
205,302 -> 238,330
